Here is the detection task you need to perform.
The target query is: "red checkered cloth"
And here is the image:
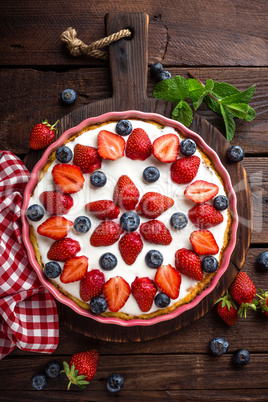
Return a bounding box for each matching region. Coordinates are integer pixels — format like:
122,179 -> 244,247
0,151 -> 59,359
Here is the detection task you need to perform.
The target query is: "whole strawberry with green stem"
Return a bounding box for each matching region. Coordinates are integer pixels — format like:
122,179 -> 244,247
216,291 -> 238,326
29,119 -> 58,150
230,271 -> 257,317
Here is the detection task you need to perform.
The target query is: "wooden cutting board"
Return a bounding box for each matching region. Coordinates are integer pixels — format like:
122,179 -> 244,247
24,12 -> 252,342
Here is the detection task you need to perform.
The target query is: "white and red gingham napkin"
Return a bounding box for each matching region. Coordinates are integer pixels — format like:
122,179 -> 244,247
0,151 -> 59,359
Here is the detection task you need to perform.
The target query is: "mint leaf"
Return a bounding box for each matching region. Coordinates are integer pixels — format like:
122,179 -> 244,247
226,103 -> 250,119
221,85 -> 255,105
244,106 -> 256,121
204,95 -> 221,115
188,79 -> 214,110
153,75 -> 189,103
220,104 -> 236,141
211,82 -> 240,100
172,100 -> 193,127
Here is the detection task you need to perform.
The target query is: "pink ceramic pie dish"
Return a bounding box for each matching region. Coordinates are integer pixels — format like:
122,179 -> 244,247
21,110 -> 238,327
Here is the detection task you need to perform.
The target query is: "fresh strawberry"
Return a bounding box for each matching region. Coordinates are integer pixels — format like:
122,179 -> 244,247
184,180 -> 219,203
230,271 -> 256,305
80,269 -> 105,302
39,190 -> 73,215
190,230 -> 219,255
60,255 -> 88,283
97,130 -> 125,160
125,128 -> 151,160
140,220 -> 172,245
37,216 -> 73,240
113,175 -> 140,210
154,264 -> 181,299
73,144 -> 102,173
175,248 -> 203,281
136,192 -> 174,219
52,164 -> 85,194
152,134 -> 179,163
29,119 -> 58,150
131,277 -> 157,312
102,276 -> 131,312
188,203 -> 224,229
216,292 -> 238,326
47,237 -> 81,261
170,155 -> 200,184
90,221 -> 123,247
119,232 -> 143,265
85,200 -> 120,220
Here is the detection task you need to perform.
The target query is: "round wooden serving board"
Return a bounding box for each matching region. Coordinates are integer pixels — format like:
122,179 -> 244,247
24,12 -> 252,342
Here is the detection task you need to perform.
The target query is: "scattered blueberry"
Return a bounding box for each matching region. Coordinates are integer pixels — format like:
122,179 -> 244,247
74,216 -> 91,233
61,88 -> 77,105
170,212 -> 188,230
99,253 -> 118,271
55,146 -> 73,163
143,166 -> 160,183
156,70 -> 172,82
145,250 -> 163,268
233,349 -> 250,367
27,204 -> 45,222
150,62 -> 163,79
90,171 -> 107,187
227,145 -> 245,162
213,195 -> 229,211
115,120 -> 133,136
106,374 -> 124,393
44,361 -> 61,378
44,261 -> 62,278
90,296 -> 108,314
31,373 -> 48,391
201,256 -> 218,273
155,292 -> 170,308
210,337 -> 229,355
120,211 -> 140,232
180,138 -> 197,156
256,251 -> 268,272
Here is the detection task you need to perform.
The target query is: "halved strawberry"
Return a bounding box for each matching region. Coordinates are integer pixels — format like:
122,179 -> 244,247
37,216 -> 73,240
52,164 -> 85,194
184,180 -> 219,203
113,175 -> 140,211
80,269 -> 105,302
39,191 -> 73,215
175,248 -> 203,281
136,192 -> 174,219
125,128 -> 151,160
152,134 -> 179,163
154,264 -> 181,299
85,200 -> 120,220
47,238 -> 81,261
73,144 -> 102,173
170,155 -> 200,184
102,276 -> 131,312
190,230 -> 219,255
188,203 -> 224,229
119,232 -> 143,265
140,220 -> 172,245
131,277 -> 157,312
97,130 -> 125,160
60,255 -> 88,284
90,221 -> 123,247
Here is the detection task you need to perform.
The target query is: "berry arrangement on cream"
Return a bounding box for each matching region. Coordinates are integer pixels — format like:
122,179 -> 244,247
26,119 -> 231,319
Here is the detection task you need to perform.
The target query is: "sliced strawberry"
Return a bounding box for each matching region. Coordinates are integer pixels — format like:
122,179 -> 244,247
90,221 -> 123,247
136,192 -> 174,219
154,264 -> 181,299
152,134 -> 179,163
39,191 -> 73,215
125,128 -> 151,160
80,269 -> 105,302
113,175 -> 140,210
119,232 -> 143,265
175,248 -> 203,281
170,155 -> 200,184
73,144 -> 102,173
131,277 -> 157,312
37,216 -> 73,240
103,276 -> 131,312
188,203 -> 224,229
140,220 -> 172,245
97,130 -> 125,160
184,180 -> 219,203
47,238 -> 81,261
85,200 -> 120,220
60,255 -> 88,284
52,164 -> 85,194
190,230 -> 219,255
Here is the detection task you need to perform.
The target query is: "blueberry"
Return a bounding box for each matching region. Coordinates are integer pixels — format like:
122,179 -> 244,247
44,361 -> 61,378
74,216 -> 91,233
90,296 -> 108,314
120,211 -> 140,232
31,373 -> 48,391
180,138 -> 197,156
143,166 -> 160,183
256,251 -> 268,272
201,256 -> 218,273
44,261 -> 62,278
150,62 -> 163,79
170,212 -> 188,230
90,171 -> 107,188
155,292 -> 170,308
213,195 -> 229,211
210,337 -> 229,355
61,88 -> 77,105
227,145 -> 245,162
99,253 -> 118,271
55,146 -> 73,163
145,250 -> 163,268
233,349 -> 250,367
106,374 -> 124,393
27,204 -> 44,222
156,70 -> 172,82
115,120 -> 133,136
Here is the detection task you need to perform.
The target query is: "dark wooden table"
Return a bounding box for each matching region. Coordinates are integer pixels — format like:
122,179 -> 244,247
1,1 -> 268,400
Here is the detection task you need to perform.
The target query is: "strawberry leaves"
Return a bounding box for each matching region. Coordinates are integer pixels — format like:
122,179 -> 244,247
61,361 -> 90,391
